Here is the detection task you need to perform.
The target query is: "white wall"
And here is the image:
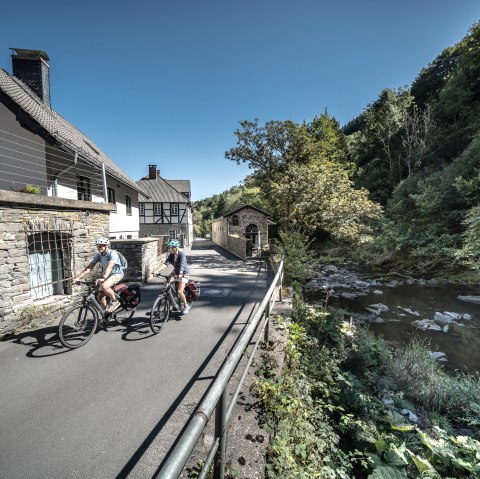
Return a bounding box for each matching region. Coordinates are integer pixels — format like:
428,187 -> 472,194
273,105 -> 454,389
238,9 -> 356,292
107,178 -> 139,238
0,102 -> 47,192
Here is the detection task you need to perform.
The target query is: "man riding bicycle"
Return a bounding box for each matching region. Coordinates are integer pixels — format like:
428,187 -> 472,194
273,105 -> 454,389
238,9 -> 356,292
72,237 -> 125,313
155,239 -> 191,314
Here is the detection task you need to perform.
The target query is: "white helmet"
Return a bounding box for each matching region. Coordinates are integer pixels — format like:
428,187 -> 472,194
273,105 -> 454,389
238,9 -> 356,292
96,236 -> 110,246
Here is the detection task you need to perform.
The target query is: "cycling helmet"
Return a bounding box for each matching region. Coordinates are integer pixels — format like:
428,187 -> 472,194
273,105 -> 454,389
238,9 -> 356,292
96,236 -> 110,246
167,239 -> 181,248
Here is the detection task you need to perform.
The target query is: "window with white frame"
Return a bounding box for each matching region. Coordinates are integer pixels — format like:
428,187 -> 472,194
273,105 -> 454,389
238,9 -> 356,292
154,203 -> 162,215
139,203 -> 145,216
171,203 -> 179,215
168,229 -> 178,239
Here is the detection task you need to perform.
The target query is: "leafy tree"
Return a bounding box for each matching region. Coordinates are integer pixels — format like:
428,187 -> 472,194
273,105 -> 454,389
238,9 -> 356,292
226,117 -> 381,243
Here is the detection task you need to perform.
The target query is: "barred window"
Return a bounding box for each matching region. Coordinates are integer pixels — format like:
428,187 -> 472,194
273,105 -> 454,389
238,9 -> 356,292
28,231 -> 72,300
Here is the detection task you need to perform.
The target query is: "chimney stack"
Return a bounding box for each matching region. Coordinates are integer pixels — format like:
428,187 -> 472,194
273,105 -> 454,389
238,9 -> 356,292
11,48 -> 51,106
148,164 -> 158,180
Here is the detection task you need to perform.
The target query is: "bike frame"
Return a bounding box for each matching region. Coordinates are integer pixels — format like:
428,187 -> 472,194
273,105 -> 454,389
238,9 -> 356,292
81,284 -> 112,319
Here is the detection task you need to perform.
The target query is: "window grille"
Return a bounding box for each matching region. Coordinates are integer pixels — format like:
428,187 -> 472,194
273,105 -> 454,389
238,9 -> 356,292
26,218 -> 73,300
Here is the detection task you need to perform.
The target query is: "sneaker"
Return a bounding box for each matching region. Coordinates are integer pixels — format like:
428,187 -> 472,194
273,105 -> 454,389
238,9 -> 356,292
106,300 -> 120,313
182,304 -> 190,315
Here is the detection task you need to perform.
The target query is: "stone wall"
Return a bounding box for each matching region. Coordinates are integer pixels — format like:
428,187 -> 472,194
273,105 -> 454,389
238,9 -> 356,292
211,218 -> 227,249
226,235 -> 247,260
110,238 -> 166,283
0,191 -> 113,337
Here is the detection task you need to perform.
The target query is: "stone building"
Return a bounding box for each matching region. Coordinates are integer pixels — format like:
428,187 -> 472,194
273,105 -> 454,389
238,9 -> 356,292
0,191 -> 167,337
211,205 -> 273,260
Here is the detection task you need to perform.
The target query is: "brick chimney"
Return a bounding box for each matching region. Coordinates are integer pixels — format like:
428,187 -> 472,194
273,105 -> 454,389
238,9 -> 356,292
149,164 -> 159,179
10,48 -> 51,106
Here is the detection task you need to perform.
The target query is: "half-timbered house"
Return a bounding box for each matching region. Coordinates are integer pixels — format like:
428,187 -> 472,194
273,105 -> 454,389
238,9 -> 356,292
137,165 -> 193,246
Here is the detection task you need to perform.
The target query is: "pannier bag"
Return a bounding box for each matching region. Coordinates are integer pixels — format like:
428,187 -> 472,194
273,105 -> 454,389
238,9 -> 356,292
185,280 -> 200,302
114,283 -> 141,309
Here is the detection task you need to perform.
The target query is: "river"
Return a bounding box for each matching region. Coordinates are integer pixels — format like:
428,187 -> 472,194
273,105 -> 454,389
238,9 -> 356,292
305,265 -> 480,374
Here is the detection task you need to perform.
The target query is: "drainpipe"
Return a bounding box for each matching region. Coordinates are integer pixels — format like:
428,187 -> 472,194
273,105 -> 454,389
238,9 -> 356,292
101,162 -> 108,202
53,152 -> 77,197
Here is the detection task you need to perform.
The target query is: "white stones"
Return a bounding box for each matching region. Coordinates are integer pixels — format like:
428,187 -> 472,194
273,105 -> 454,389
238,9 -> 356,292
457,295 -> 480,304
397,306 -> 420,316
366,303 -> 389,315
400,409 -> 418,423
430,351 -> 447,361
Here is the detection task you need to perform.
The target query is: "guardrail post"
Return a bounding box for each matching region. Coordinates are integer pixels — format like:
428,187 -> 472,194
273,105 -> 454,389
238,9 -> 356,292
264,299 -> 270,343
278,271 -> 283,302
214,390 -> 227,479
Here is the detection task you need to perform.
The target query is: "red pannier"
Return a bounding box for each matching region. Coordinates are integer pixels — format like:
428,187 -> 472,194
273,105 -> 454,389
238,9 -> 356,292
185,280 -> 200,302
114,283 -> 141,309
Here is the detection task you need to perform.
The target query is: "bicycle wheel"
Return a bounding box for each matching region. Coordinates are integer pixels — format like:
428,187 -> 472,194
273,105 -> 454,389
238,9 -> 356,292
150,295 -> 170,334
59,305 -> 98,349
113,307 -> 135,325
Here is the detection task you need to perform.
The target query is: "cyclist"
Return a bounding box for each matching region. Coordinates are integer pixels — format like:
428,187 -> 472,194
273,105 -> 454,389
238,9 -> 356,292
155,239 -> 191,314
72,236 -> 125,313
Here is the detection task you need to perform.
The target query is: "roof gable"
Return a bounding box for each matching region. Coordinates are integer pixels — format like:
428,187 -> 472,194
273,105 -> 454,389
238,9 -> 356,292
137,176 -> 190,203
0,68 -> 145,195
219,204 -> 272,219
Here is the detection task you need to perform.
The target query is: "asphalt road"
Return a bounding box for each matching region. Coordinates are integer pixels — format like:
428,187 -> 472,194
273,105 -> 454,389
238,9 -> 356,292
0,240 -> 268,479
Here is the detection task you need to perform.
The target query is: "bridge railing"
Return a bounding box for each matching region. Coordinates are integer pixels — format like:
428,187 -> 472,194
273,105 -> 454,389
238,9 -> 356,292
155,257 -> 284,479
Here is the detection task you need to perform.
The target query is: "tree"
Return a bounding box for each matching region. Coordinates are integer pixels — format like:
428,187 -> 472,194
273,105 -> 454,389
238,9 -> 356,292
226,117 -> 382,242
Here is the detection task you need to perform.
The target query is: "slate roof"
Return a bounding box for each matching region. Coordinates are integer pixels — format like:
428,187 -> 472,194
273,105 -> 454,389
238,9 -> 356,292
0,68 -> 145,194
220,204 -> 273,219
137,176 -> 190,203
165,180 -> 190,195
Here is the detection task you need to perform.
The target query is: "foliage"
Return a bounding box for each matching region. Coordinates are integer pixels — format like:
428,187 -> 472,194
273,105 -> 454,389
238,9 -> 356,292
257,298 -> 480,478
17,184 -> 41,194
226,116 -> 382,243
277,230 -> 318,283
344,21 -> 480,275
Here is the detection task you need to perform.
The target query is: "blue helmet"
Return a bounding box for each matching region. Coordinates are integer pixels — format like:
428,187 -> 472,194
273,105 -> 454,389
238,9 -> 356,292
167,239 -> 181,248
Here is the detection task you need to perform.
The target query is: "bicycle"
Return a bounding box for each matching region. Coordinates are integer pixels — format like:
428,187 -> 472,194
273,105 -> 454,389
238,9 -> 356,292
58,280 -> 140,349
150,274 -> 200,334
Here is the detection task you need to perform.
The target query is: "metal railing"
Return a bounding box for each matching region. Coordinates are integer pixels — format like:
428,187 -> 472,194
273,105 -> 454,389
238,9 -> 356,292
155,257 -> 284,479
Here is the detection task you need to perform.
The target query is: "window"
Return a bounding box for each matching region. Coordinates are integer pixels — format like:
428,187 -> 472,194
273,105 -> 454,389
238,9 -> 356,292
107,187 -> 116,204
28,231 -> 71,299
126,195 -> 132,215
168,229 -> 178,239
232,215 -> 239,226
77,176 -> 91,201
171,203 -> 179,215
139,203 -> 145,216
154,203 -> 162,215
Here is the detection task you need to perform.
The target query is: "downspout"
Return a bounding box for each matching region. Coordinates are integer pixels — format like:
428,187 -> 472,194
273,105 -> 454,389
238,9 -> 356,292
52,152 -> 77,197
101,162 -> 108,202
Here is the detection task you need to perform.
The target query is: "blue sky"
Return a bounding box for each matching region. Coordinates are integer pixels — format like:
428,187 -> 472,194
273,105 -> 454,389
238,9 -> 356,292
0,1 -> 478,200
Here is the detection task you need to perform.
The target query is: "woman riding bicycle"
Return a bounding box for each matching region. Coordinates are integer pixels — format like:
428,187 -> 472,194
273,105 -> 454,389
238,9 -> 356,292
155,239 -> 191,314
